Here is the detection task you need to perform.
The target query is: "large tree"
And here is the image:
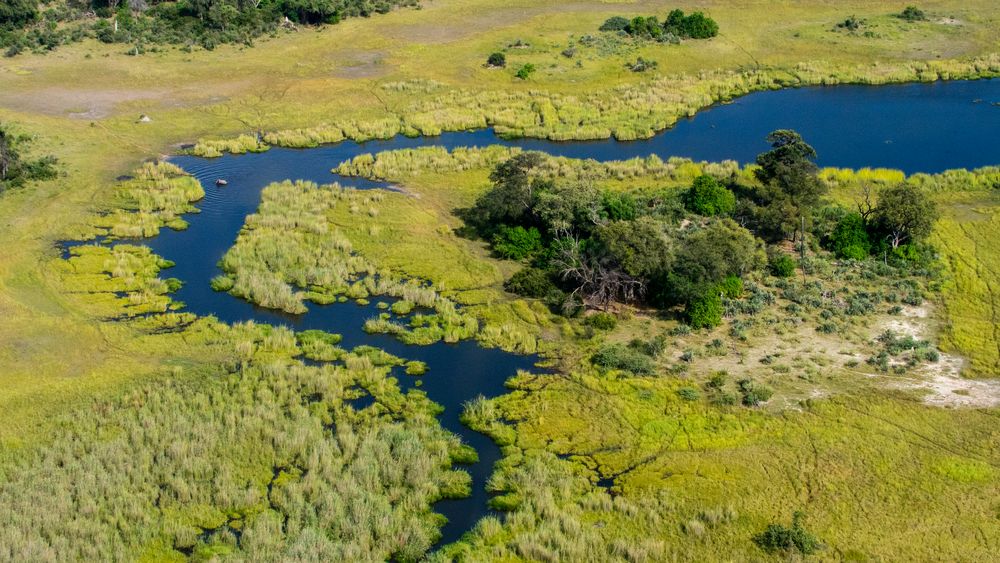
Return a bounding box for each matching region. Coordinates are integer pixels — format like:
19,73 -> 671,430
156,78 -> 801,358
753,130 -> 827,243
875,183 -> 937,248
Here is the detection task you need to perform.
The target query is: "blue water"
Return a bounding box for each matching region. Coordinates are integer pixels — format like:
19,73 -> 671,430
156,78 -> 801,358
67,78 -> 1000,549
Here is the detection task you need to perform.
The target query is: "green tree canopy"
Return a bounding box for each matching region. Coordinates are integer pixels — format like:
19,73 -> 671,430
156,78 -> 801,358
753,130 -> 827,241
875,184 -> 937,248
684,174 -> 735,216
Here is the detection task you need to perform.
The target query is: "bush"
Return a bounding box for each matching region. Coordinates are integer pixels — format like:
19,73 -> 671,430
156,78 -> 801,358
599,16 -> 630,32
592,344 -> 655,375
738,378 -> 773,407
717,275 -> 744,299
627,56 -> 658,72
828,212 -> 871,259
492,225 -> 542,260
584,312 -> 618,331
686,289 -> 723,329
684,175 -> 735,216
754,512 -> 821,555
677,387 -> 701,401
899,6 -> 927,21
486,52 -> 506,67
504,267 -> 557,298
515,63 -> 536,80
769,253 -> 797,278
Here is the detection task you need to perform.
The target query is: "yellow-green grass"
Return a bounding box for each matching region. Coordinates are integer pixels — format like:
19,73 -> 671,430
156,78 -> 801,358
932,191 -> 1000,377
448,372 -> 1000,561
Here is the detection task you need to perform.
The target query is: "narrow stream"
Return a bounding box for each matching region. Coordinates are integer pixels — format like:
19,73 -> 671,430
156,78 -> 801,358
67,78 -> 999,548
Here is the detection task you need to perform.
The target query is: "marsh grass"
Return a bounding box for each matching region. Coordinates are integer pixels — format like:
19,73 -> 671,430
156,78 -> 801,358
89,162 -> 205,239
0,331 -> 471,561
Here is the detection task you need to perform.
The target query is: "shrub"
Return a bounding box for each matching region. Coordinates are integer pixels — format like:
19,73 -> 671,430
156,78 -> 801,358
686,289 -> 723,329
677,387 -> 701,401
717,275 -> 743,299
684,175 -> 736,216
754,512 -> 821,555
492,225 -> 542,260
592,344 -> 656,375
899,6 -> 927,21
629,335 -> 666,357
584,312 -> 617,331
664,9 -> 719,39
599,16 -> 630,32
486,52 -> 506,67
769,253 -> 797,278
515,63 -> 536,80
829,212 -> 871,259
627,56 -> 658,72
738,378 -> 773,407
504,267 -> 557,298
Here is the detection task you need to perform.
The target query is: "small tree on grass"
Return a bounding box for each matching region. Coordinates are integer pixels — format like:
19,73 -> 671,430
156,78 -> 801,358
0,123 -> 57,193
899,6 -> 927,22
515,63 -> 536,80
754,512 -> 821,555
486,52 -> 506,68
875,184 -> 937,249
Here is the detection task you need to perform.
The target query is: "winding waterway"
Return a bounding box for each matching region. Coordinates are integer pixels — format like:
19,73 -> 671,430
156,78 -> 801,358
73,78 -> 1000,548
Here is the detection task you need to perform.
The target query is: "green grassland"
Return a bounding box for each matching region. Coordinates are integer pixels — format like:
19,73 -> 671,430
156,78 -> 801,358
0,0 -> 999,559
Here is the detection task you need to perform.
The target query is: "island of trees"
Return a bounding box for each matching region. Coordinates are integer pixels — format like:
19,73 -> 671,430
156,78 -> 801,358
467,130 -> 937,331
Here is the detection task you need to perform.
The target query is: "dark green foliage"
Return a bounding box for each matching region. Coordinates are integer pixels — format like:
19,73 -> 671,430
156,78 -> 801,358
626,16 -> 662,40
627,56 -> 658,72
737,378 -> 773,407
754,512 -> 821,555
899,6 -> 927,21
669,219 -> 764,302
629,335 -> 666,357
592,343 -> 655,375
602,191 -> 637,221
664,9 -> 719,39
492,225 -> 542,260
598,16 -> 629,32
466,152 -> 546,232
838,15 -> 865,31
676,387 -> 701,401
874,184 -> 937,249
584,312 -> 617,330
751,130 -> 827,241
504,267 -> 557,298
515,63 -> 536,80
686,289 -> 723,329
769,253 -> 797,277
829,212 -> 871,259
717,275 -> 743,299
684,174 -> 736,216
597,217 -> 674,279
0,123 -> 57,192
487,52 -> 506,67
0,0 -> 36,28
600,9 -> 718,41
1,0 -> 418,53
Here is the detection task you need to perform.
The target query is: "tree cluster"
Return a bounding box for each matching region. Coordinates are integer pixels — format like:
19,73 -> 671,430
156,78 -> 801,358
599,9 -> 719,42
474,130 -> 939,330
1,0 -> 418,54
466,151 -> 762,328
0,123 -> 57,193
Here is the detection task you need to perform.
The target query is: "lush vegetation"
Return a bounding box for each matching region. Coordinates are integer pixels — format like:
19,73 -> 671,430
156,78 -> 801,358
0,122 -> 56,192
599,9 -> 719,42
462,131 -> 938,332
1,0 -> 418,54
2,1 -> 1000,560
